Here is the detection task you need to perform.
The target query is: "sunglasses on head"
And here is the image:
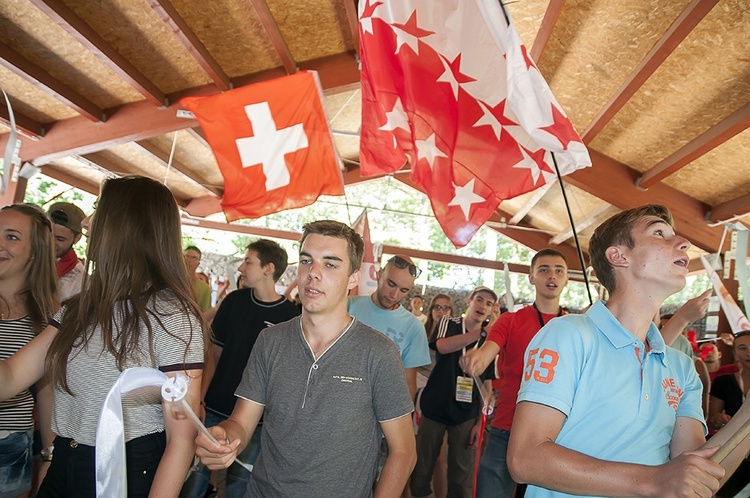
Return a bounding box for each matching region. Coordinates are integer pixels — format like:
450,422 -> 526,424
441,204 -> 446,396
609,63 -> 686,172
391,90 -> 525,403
388,256 -> 422,278
432,304 -> 451,311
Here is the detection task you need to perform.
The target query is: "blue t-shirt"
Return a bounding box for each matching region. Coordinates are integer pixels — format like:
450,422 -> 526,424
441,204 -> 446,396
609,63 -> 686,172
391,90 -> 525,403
517,301 -> 705,498
348,296 -> 430,369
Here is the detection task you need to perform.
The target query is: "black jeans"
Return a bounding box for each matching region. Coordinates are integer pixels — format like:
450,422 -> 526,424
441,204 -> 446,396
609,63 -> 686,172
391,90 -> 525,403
38,431 -> 166,497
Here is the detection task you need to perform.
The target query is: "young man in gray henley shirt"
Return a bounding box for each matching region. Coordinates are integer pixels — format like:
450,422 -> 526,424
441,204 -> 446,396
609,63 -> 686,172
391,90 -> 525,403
194,220 -> 417,497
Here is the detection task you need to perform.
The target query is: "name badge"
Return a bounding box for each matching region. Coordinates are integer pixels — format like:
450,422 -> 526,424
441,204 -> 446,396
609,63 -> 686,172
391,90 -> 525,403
456,375 -> 473,403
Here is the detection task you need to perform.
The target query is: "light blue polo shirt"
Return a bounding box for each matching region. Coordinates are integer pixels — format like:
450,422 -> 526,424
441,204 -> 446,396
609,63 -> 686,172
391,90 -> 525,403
348,296 -> 431,369
517,301 -> 705,498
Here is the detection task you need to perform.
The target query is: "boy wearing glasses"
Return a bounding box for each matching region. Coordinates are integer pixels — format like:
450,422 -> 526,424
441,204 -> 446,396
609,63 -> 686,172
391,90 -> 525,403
460,248 -> 569,497
348,255 -> 431,400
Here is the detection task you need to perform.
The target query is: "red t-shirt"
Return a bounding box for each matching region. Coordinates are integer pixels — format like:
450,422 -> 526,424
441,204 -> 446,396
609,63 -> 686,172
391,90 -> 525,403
487,305 -> 563,430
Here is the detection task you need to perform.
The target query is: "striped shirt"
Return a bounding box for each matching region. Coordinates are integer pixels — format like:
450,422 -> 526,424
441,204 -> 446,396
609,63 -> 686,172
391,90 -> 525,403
50,291 -> 204,445
0,316 -> 35,431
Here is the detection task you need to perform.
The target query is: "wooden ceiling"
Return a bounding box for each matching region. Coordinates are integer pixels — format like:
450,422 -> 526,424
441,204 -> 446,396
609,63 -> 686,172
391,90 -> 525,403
0,0 -> 748,271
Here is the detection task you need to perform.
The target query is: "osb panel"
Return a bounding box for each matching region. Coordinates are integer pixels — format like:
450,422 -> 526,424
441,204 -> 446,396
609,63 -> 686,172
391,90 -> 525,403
106,144 -> 209,199
0,1 -> 143,109
267,0 -> 352,63
530,183 -> 605,232
537,0 -> 690,129
333,134 -> 359,161
326,87 -> 360,131
148,131 -> 224,188
663,129 -> 750,206
49,156 -> 109,187
0,66 -> 77,122
168,0 -> 280,76
506,0 -> 553,49
591,0 -> 750,171
64,0 -> 212,94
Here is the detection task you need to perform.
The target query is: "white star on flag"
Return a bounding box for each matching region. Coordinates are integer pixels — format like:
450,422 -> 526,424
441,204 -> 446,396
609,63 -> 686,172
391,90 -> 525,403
415,133 -> 448,170
436,56 -> 462,100
393,26 -> 420,54
512,146 -> 544,184
378,97 -> 410,133
473,101 -> 503,140
448,178 -> 486,220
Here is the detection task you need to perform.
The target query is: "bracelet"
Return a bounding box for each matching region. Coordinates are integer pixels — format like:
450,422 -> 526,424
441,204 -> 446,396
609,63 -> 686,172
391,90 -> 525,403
41,445 -> 54,462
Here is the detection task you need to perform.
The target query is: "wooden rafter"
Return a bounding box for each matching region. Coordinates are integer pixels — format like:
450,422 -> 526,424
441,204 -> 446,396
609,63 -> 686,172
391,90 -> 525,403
145,0 -> 230,91
133,139 -> 223,197
581,0 -> 719,144
40,164 -> 101,196
185,127 -> 209,149
248,0 -> 297,74
637,102 -> 750,189
508,180 -> 555,225
342,0 -> 360,60
0,52 -> 359,165
0,107 -> 45,139
529,0 -> 565,62
29,0 -> 167,106
566,149 -> 724,253
548,202 -> 613,245
0,41 -> 103,122
707,192 -> 750,224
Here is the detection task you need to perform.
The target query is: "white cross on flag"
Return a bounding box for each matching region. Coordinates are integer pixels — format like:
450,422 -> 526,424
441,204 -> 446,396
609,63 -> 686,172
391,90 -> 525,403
359,0 -> 591,247
181,71 -> 343,220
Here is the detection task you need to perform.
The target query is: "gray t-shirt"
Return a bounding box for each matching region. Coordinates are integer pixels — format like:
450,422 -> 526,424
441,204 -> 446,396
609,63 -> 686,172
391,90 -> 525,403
237,316 -> 413,498
51,291 -> 204,445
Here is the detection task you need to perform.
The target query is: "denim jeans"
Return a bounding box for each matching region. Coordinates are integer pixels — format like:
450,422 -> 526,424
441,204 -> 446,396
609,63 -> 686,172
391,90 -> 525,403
0,429 -> 33,498
476,427 -> 525,498
180,410 -> 261,498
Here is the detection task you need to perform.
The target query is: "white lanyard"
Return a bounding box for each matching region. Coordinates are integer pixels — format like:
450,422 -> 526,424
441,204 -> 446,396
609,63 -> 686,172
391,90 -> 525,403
461,319 -> 482,357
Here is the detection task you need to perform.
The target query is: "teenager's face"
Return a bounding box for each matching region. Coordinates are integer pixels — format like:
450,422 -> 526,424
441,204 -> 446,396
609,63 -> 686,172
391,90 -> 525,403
183,249 -> 201,273
734,334 -> 750,370
621,216 -> 690,295
431,297 -> 452,321
0,210 -> 33,283
52,223 -> 79,259
373,263 -> 415,310
238,250 -> 267,288
466,291 -> 495,323
297,234 -> 359,316
529,255 -> 568,300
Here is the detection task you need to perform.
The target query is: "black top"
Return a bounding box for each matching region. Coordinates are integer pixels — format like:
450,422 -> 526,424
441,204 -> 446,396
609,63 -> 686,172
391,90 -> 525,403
710,373 -> 744,417
419,316 -> 493,426
204,288 -> 301,416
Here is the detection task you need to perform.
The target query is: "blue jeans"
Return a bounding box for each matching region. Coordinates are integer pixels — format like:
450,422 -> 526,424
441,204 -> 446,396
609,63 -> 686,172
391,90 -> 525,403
476,427 -> 523,498
0,429 -> 33,498
180,411 -> 261,498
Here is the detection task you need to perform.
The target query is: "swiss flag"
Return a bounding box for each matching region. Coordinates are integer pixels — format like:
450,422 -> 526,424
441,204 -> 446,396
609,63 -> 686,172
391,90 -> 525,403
359,0 -> 591,247
181,71 -> 344,220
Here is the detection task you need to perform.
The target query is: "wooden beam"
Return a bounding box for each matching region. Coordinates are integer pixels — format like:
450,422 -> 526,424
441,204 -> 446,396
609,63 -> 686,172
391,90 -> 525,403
145,0 -> 230,91
29,0 -> 167,106
637,102 -> 750,189
0,41 -> 104,122
342,0 -> 360,61
707,192 -> 750,224
0,107 -> 45,139
549,202 -> 614,245
248,0 -> 297,74
40,164 -> 101,196
529,0 -> 565,62
391,174 -> 584,270
508,180 -> 555,225
566,149 -> 724,252
182,217 -> 301,242
0,52 -> 359,164
185,127 -> 209,148
581,0 -> 719,143
133,139 -> 222,196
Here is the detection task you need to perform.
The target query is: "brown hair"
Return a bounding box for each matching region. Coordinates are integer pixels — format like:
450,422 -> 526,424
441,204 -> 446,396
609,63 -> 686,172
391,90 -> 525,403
247,239 -> 289,281
531,248 -> 567,271
589,204 -> 672,293
424,293 -> 452,338
300,220 -> 364,274
47,176 -> 207,393
0,204 -> 58,332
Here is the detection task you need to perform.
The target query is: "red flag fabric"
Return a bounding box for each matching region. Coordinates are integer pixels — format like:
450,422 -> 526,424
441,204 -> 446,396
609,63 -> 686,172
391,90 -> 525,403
181,71 -> 343,221
350,209 -> 381,296
359,0 -> 591,247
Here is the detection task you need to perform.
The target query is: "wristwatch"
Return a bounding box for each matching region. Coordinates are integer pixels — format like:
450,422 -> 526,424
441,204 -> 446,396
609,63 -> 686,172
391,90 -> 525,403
480,330 -> 487,339
41,446 -> 54,462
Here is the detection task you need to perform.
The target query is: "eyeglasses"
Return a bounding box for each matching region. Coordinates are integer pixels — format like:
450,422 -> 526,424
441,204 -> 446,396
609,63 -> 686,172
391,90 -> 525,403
388,256 -> 422,278
432,304 -> 451,311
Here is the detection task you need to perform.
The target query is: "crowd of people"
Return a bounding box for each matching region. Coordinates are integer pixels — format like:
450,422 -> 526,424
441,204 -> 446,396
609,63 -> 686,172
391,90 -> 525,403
0,180 -> 749,498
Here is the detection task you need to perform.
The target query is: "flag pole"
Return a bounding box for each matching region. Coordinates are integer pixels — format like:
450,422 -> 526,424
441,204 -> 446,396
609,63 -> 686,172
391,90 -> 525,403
551,152 -> 593,306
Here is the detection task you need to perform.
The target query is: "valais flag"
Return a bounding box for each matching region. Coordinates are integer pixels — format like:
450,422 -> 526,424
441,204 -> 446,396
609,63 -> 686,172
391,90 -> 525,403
351,209 -> 381,296
359,0 -> 591,247
181,71 -> 343,220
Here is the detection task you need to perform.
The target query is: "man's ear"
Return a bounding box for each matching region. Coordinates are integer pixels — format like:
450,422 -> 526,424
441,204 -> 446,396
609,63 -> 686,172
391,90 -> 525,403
348,269 -> 362,290
264,262 -> 275,278
605,246 -> 630,269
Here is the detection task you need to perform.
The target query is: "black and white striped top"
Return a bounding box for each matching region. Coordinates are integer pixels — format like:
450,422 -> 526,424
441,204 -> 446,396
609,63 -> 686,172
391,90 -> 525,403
50,291 -> 204,445
0,316 -> 35,431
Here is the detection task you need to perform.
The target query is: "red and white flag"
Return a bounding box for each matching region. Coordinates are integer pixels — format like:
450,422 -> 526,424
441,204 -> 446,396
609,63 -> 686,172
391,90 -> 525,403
351,209 -> 381,296
181,71 -> 343,221
359,0 -> 591,247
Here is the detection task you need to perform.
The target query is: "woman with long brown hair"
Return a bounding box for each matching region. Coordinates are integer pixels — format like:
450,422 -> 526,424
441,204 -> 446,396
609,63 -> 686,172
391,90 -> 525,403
424,293 -> 453,339
0,204 -> 57,498
0,176 -> 206,497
